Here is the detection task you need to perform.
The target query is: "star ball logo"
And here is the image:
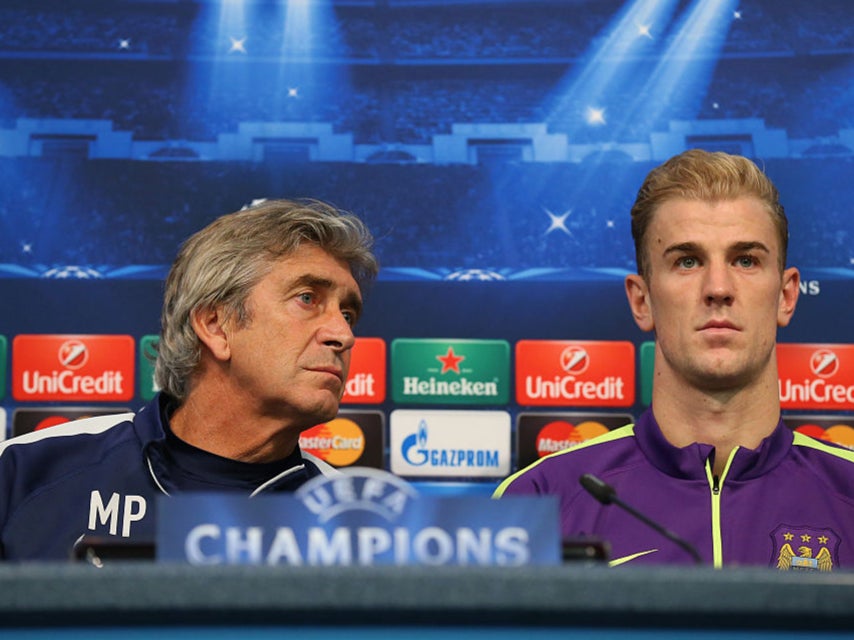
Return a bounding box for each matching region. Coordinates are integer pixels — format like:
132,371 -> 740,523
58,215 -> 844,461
13,334 -> 135,401
778,344 -> 854,410
515,340 -> 635,407
391,339 -> 510,405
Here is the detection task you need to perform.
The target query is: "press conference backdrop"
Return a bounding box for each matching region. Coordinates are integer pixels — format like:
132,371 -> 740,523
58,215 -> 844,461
0,0 -> 852,494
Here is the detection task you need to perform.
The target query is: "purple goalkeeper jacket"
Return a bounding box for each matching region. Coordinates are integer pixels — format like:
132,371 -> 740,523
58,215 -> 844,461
494,409 -> 854,570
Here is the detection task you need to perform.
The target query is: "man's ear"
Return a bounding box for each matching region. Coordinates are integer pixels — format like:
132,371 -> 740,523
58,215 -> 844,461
777,267 -> 800,328
190,306 -> 232,362
625,274 -> 654,332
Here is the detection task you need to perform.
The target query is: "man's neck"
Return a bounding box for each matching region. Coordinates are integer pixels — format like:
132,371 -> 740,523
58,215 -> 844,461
168,385 -> 303,464
652,374 -> 782,476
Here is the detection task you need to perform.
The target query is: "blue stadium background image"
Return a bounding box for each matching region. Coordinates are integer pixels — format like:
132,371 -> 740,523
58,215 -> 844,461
0,0 -> 851,488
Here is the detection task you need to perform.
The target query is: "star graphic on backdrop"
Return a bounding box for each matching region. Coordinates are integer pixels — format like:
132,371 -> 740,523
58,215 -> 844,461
545,208 -> 572,236
801,534 -> 812,543
436,347 -> 465,374
229,37 -> 247,53
733,10 -> 742,19
288,87 -> 300,98
118,38 -> 131,50
818,536 -> 829,545
606,219 -> 615,229
783,532 -> 794,541
636,23 -> 653,39
586,107 -> 606,125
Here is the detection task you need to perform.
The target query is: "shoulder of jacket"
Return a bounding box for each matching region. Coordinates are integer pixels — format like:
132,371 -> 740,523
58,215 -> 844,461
0,412 -> 136,458
301,450 -> 343,477
791,431 -> 854,465
493,424 -> 636,497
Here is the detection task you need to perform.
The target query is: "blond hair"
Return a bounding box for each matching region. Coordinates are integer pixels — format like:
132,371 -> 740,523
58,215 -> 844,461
630,149 -> 788,276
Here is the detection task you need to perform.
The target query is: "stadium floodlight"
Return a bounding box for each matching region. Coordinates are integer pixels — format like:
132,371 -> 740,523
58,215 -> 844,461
626,0 -> 740,135
545,0 -> 681,138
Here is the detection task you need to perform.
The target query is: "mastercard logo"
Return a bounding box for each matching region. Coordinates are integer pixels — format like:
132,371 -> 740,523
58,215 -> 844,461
300,418 -> 366,467
535,420 -> 609,457
794,423 -> 854,450
35,415 -> 73,431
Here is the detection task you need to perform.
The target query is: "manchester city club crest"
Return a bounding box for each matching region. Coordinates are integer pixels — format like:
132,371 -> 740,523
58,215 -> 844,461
771,525 -> 840,572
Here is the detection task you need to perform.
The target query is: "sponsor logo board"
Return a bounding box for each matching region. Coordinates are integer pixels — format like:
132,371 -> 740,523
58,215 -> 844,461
341,338 -> 386,404
12,334 -> 135,402
12,407 -> 131,437
300,410 -> 385,469
516,412 -> 634,469
783,414 -> 854,451
391,339 -> 509,405
390,409 -> 510,478
515,340 -> 635,407
139,335 -> 160,401
0,335 -> 6,400
640,341 -> 654,407
778,344 -> 854,410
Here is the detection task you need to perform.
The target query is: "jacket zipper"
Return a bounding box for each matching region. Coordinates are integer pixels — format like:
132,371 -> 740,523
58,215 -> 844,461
707,450 -> 738,569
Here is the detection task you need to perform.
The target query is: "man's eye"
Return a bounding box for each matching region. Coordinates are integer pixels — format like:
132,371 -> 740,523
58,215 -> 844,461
677,256 -> 698,269
298,292 -> 315,305
737,255 -> 757,268
342,311 -> 356,326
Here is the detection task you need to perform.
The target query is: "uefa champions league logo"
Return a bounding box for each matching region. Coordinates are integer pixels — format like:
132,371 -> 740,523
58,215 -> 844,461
41,265 -> 104,279
444,269 -> 506,281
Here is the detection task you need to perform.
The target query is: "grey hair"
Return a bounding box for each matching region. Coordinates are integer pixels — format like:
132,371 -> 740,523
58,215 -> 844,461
153,198 -> 378,400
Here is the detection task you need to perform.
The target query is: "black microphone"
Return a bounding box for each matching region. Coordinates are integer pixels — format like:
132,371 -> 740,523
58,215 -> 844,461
579,473 -> 703,565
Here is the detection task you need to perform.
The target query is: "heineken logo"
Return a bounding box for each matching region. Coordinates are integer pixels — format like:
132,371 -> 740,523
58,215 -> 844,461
391,339 -> 510,405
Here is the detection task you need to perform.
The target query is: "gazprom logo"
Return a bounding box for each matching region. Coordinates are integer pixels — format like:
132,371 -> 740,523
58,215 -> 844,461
390,410 -> 511,478
402,419 -> 431,466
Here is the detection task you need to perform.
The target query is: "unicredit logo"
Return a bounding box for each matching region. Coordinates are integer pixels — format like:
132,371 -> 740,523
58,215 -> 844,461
13,334 -> 135,402
515,340 -> 635,407
810,350 -> 839,378
778,344 -> 854,410
341,337 -> 386,404
560,346 -> 589,375
58,340 -> 89,370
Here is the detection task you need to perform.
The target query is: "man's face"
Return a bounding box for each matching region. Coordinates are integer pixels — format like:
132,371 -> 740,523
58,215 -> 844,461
221,244 -> 363,427
625,196 -> 799,392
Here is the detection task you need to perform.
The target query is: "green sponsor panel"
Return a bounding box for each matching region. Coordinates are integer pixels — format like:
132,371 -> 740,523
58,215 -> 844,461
640,341 -> 655,407
139,335 -> 160,400
391,338 -> 510,405
0,335 -> 6,400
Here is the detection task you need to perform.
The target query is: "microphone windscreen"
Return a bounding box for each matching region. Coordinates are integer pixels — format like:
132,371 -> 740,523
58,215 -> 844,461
579,473 -> 616,505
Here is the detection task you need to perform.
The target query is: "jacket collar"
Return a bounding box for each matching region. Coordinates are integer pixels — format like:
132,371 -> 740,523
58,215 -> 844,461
135,393 -> 328,495
634,408 -> 793,481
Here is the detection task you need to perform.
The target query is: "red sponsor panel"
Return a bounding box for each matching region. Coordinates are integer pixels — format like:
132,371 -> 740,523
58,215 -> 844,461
777,344 -> 854,410
341,337 -> 386,404
515,340 -> 635,407
12,335 -> 135,402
